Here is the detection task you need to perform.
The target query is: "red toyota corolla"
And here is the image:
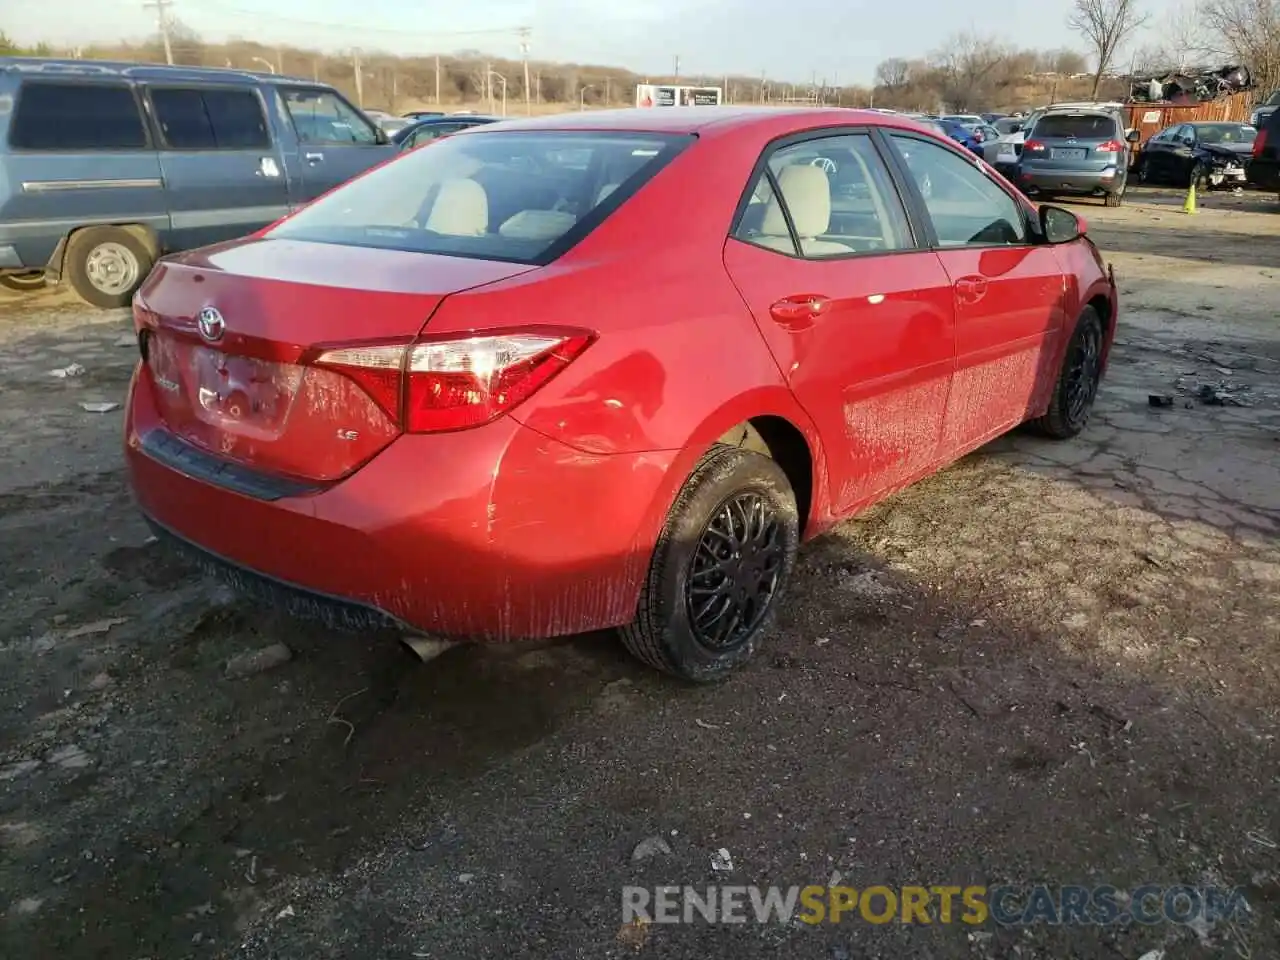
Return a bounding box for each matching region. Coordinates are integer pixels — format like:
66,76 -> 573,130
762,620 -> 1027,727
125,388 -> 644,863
126,107 -> 1117,681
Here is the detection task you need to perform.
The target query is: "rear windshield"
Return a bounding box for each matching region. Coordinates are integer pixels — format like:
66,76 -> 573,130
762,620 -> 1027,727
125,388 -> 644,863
1032,114 -> 1117,139
268,130 -> 690,263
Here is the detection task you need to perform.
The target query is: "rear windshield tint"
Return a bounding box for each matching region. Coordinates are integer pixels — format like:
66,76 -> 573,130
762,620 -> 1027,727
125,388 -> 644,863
267,130 -> 691,263
1032,115 -> 1117,139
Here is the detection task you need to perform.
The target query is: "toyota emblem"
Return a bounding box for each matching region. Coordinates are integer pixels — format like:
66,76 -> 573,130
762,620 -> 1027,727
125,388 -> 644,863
197,306 -> 225,342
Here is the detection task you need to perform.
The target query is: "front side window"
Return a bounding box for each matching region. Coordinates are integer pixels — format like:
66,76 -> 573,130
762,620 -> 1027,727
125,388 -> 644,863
733,134 -> 913,258
281,89 -> 378,144
888,135 -> 1027,247
10,81 -> 147,150
268,131 -> 689,263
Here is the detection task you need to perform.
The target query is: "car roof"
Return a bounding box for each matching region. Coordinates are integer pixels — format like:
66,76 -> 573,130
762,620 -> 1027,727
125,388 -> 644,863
412,114 -> 501,124
0,55 -> 324,87
466,106 -> 930,138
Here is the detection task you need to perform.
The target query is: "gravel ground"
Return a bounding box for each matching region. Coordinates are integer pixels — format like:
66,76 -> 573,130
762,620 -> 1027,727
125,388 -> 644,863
0,185 -> 1277,960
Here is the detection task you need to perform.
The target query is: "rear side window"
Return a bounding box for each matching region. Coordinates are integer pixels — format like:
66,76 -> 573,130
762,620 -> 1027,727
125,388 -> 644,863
267,131 -> 690,264
9,81 -> 147,150
1033,115 -> 1117,139
148,87 -> 271,150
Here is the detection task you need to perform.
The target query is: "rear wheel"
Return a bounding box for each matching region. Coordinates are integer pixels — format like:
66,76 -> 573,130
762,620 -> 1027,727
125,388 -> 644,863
1135,157 -> 1151,183
0,271 -> 47,292
1031,306 -> 1105,439
1103,188 -> 1123,207
620,445 -> 799,682
65,227 -> 154,309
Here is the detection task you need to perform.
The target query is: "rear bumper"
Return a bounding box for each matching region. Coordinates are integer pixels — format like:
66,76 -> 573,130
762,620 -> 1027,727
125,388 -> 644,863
1017,166 -> 1122,194
124,369 -> 676,641
1246,159 -> 1280,191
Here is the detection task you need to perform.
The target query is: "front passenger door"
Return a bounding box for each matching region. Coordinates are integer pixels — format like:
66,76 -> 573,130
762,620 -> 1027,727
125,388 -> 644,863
884,133 -> 1067,457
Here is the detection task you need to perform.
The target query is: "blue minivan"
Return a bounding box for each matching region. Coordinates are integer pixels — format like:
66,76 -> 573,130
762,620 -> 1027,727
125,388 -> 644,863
0,57 -> 397,306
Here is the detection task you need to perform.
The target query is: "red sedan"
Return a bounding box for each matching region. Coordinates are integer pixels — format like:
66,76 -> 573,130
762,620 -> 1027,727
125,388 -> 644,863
126,107 -> 1117,681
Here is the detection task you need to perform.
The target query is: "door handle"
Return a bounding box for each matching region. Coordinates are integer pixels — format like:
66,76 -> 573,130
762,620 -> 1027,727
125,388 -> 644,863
955,276 -> 988,302
304,152 -> 324,164
769,294 -> 830,329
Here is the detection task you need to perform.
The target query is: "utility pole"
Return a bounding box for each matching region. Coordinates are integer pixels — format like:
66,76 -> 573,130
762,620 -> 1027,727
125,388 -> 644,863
518,26 -> 532,115
484,60 -> 492,113
142,0 -> 174,65
434,56 -> 440,104
673,55 -> 679,79
276,47 -> 283,74
353,48 -> 364,107
604,76 -> 610,105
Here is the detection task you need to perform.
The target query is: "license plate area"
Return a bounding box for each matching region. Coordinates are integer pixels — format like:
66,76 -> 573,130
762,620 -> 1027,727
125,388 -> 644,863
1052,148 -> 1087,160
188,344 -> 301,437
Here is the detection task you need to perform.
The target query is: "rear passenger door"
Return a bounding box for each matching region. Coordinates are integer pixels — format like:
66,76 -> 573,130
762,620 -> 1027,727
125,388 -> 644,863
882,132 -> 1067,456
723,131 -> 957,515
276,88 -> 395,198
144,84 -> 291,250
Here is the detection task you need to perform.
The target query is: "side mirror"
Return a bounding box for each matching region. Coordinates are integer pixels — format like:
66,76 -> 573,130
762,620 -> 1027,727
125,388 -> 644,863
374,127 -> 390,145
1040,204 -> 1083,244
1126,129 -> 1141,143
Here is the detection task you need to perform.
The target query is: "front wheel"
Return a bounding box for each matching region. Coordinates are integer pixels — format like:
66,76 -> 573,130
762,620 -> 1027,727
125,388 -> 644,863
1031,306 -> 1105,439
620,445 -> 800,682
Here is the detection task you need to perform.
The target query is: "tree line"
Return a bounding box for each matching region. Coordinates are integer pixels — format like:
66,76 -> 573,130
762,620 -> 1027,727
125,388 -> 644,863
3,0 -> 1278,115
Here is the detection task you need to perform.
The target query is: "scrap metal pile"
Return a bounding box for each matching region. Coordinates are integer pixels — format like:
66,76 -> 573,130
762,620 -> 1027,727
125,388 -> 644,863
1130,65 -> 1254,103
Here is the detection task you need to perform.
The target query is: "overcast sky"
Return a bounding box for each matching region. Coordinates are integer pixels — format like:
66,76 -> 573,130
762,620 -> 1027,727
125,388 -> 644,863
9,0 -> 1189,83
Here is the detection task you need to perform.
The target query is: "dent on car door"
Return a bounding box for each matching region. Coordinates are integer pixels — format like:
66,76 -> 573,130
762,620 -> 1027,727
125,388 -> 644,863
884,133 -> 1067,454
722,131 -> 957,515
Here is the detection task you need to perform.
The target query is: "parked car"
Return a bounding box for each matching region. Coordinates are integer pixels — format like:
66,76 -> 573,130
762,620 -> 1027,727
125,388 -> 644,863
941,113 -> 985,128
393,114 -> 503,150
1136,121 -> 1256,188
1014,109 -> 1140,206
0,57 -> 396,305
1249,89 -> 1280,128
125,107 -> 1117,681
935,117 -> 982,153
1246,105 -> 1280,197
402,109 -> 446,120
363,109 -> 410,137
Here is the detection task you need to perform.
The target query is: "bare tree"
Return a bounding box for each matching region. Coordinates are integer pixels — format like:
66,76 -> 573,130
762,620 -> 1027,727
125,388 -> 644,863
930,33 -> 1010,110
1068,0 -> 1150,97
874,57 -> 911,91
1201,0 -> 1280,95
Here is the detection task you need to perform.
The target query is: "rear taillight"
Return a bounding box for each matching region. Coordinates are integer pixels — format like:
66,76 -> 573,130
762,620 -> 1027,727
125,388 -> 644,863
1024,139 -> 1046,153
1095,140 -> 1123,153
313,328 -> 595,433
1254,129 -> 1267,158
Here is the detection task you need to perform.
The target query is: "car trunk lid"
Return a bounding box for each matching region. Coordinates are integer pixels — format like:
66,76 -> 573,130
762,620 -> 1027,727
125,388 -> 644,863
135,237 -> 536,484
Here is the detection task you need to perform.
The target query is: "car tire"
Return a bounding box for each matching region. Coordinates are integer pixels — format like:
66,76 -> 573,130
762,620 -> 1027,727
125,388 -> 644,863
1031,306 -> 1106,440
1103,188 -> 1123,207
65,227 -> 154,309
620,444 -> 800,682
1135,157 -> 1150,183
0,271 -> 47,292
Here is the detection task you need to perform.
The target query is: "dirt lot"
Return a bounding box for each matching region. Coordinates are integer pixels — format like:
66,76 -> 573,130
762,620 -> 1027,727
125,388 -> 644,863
1,186 -> 1278,960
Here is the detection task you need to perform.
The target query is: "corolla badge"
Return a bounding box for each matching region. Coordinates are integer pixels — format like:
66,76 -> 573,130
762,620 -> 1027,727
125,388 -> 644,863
197,306 -> 225,342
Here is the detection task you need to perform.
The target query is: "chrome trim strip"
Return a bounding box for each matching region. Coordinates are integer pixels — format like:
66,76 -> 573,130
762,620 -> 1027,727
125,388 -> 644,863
21,178 -> 164,193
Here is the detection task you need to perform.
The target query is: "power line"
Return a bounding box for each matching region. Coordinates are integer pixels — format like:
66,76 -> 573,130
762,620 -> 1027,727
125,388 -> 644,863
197,1 -> 523,41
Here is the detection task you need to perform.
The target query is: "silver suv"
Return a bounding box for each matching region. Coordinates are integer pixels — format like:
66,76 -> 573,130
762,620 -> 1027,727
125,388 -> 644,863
1013,109 -> 1140,207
